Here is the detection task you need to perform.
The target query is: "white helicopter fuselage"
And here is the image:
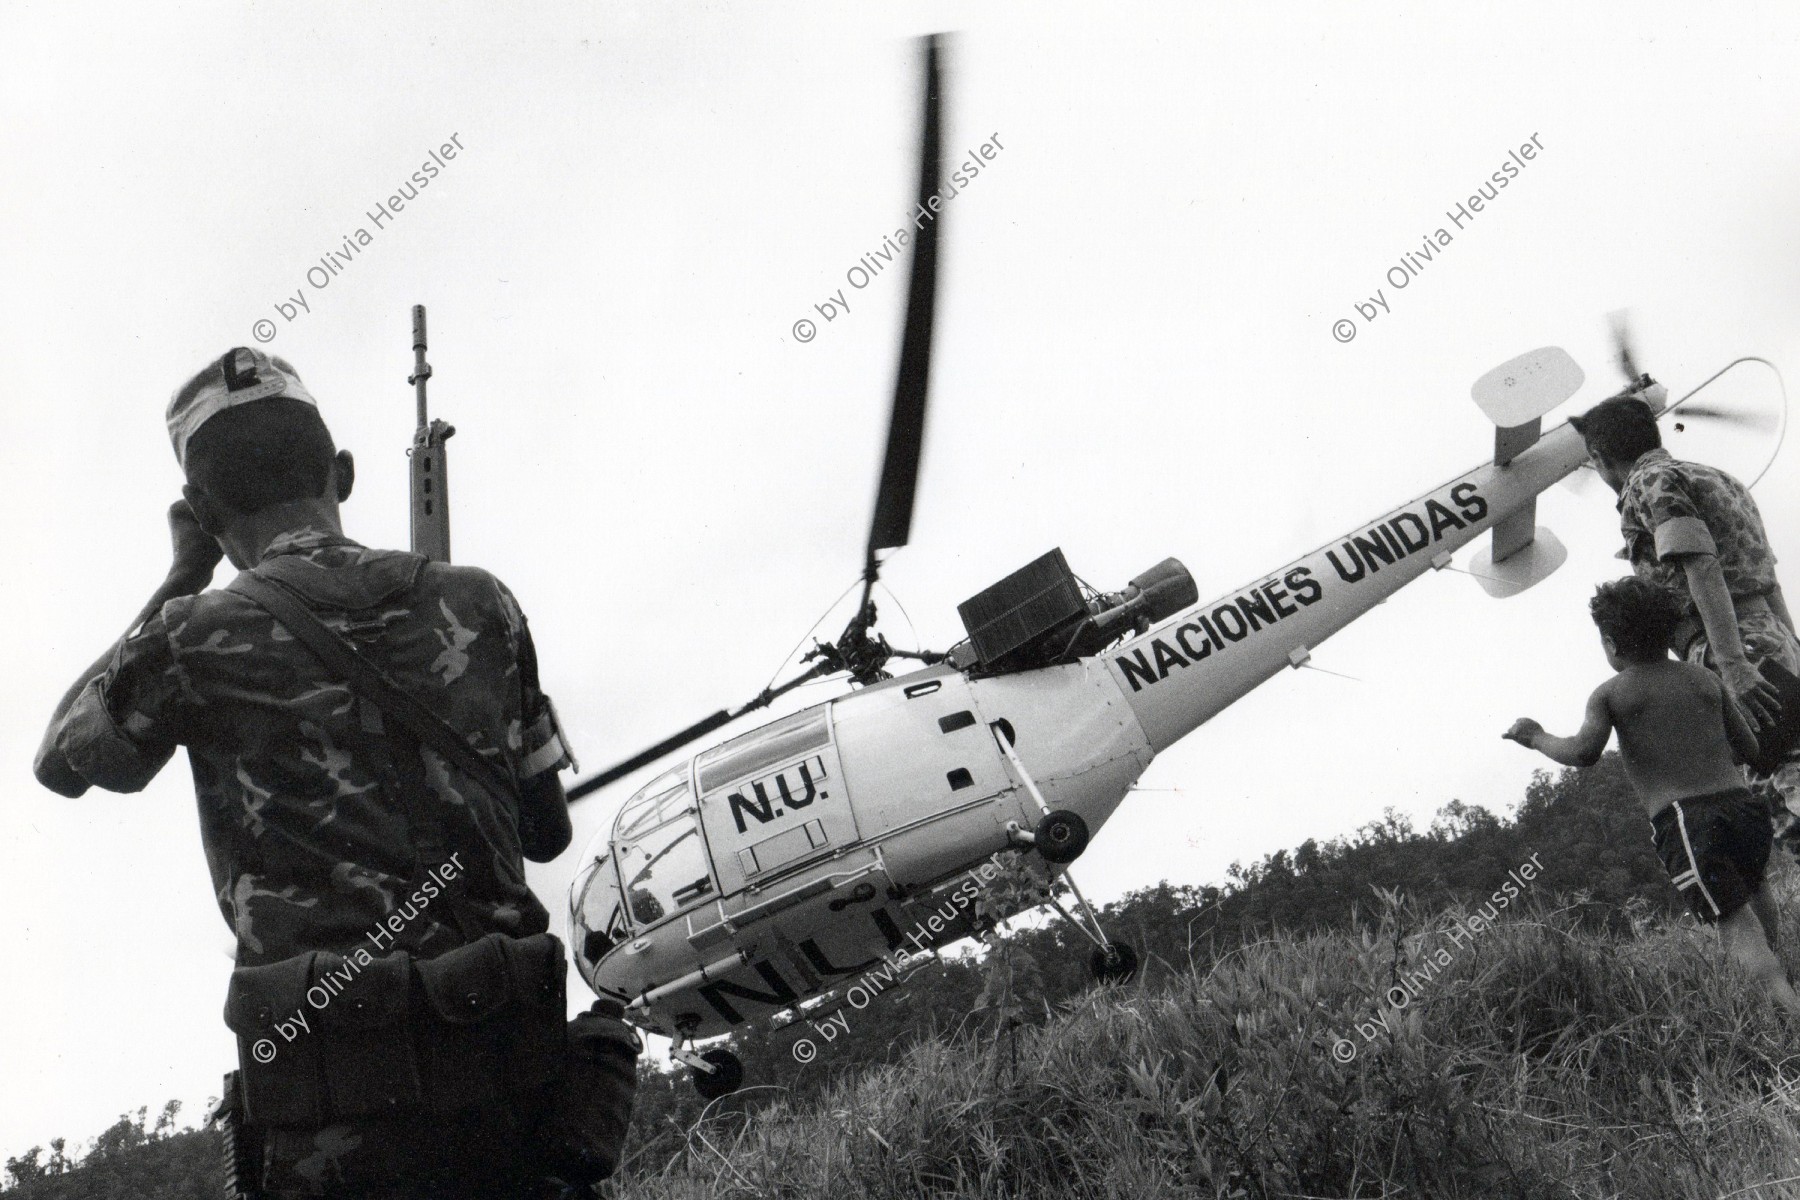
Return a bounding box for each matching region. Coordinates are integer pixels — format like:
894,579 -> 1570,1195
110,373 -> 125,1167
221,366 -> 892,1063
574,656 -> 1150,1037
574,419 -> 1588,1040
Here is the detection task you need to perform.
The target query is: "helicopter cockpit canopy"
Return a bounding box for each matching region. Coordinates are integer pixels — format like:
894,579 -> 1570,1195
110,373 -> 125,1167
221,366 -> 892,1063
570,764 -> 716,991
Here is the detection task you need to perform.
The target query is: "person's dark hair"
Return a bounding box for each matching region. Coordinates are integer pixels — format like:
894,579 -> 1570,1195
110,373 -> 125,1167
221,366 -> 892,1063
1568,395 -> 1661,465
1589,577 -> 1681,660
184,398 -> 336,515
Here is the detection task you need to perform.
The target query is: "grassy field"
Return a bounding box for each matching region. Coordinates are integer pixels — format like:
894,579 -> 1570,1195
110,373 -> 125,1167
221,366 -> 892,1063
10,765 -> 1789,1199
608,883 -> 1800,1200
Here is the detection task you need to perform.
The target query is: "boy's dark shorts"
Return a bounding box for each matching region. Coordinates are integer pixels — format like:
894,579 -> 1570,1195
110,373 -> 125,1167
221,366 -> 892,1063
1650,788 -> 1771,923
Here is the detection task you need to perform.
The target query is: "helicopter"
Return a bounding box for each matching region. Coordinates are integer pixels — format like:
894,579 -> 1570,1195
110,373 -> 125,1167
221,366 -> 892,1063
559,334 -> 1606,1097
466,39 -> 1780,1098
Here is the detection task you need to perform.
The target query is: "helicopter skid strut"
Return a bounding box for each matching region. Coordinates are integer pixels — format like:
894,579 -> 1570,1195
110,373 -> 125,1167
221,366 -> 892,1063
672,1030 -> 745,1100
989,724 -> 1138,983
992,724 -> 1092,864
1046,875 -> 1109,952
670,1033 -> 712,1074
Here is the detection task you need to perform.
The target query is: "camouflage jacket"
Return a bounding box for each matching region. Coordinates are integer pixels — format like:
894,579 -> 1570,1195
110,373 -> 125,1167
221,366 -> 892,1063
1617,448 -> 1780,615
53,527 -> 572,967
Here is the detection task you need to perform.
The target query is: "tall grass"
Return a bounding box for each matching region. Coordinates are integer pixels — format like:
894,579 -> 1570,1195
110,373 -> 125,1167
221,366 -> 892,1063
608,878 -> 1800,1200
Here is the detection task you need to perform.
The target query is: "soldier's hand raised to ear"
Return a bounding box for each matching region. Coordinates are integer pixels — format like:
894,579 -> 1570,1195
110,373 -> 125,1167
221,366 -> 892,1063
167,498 -> 222,590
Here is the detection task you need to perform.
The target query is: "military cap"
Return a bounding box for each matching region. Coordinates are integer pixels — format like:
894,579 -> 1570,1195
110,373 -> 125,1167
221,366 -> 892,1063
167,347 -> 317,468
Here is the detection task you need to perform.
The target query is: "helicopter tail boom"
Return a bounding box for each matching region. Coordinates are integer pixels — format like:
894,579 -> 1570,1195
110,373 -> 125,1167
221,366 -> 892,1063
1105,420 -> 1588,756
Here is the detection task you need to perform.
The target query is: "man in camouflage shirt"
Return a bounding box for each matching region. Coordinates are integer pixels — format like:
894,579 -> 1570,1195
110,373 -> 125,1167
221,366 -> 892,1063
34,348 -> 588,1197
1571,394 -> 1800,830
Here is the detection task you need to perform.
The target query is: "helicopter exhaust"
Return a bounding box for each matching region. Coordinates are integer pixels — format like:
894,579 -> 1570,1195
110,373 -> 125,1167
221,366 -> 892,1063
1087,558 -> 1200,642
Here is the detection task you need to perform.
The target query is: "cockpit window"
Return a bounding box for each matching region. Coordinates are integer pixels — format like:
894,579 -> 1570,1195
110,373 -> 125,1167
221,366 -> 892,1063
697,706 -> 831,793
618,810 -> 713,926
615,764 -> 692,834
607,765 -> 714,930
572,853 -> 627,971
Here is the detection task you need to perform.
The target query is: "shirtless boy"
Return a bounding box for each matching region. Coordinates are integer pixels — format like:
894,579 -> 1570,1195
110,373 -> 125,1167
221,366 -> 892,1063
1504,577 -> 1799,1015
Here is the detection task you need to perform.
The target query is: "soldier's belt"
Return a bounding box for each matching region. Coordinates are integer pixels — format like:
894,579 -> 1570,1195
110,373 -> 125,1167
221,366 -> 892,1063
223,931 -> 568,1128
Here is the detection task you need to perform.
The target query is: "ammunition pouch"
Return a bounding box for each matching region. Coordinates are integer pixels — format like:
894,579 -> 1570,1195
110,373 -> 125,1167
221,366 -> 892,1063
223,932 -> 568,1129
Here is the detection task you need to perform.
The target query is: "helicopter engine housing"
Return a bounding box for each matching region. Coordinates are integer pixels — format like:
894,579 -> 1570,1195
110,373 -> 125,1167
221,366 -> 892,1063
956,550 -> 1197,675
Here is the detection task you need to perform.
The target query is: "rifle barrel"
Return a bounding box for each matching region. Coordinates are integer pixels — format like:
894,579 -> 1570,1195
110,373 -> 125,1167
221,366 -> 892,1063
411,304 -> 430,427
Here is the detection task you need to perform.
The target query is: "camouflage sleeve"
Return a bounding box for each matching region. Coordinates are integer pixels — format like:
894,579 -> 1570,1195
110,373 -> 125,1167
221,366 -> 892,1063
493,579 -> 574,781
1637,465 -> 1718,560
54,603 -> 189,792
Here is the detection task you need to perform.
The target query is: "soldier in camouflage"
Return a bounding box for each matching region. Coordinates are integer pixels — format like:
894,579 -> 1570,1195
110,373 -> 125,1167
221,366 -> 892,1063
34,348 -> 624,1198
1571,394 -> 1800,838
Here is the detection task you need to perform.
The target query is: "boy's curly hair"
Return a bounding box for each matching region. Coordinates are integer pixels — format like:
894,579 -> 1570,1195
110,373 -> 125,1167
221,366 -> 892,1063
1589,577 -> 1681,660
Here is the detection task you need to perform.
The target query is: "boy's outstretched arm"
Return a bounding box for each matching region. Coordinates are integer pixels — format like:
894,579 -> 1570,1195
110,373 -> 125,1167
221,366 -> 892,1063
1503,686 -> 1613,767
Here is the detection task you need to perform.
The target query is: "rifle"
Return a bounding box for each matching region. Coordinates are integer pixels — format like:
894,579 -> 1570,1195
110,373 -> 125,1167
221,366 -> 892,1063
408,304 -> 454,562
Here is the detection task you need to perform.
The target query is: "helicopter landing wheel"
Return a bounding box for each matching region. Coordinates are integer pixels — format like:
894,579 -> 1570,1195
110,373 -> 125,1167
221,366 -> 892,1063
691,1047 -> 745,1100
1089,940 -> 1139,984
1034,810 -> 1090,864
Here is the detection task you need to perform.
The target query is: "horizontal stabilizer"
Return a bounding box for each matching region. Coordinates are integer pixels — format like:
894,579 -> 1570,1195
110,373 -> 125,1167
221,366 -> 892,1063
1472,347 -> 1585,428
1469,523 -> 1566,598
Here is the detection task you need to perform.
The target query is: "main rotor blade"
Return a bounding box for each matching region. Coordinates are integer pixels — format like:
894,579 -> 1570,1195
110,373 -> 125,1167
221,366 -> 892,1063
567,710 -> 733,799
866,34 -> 945,564
566,662 -> 835,800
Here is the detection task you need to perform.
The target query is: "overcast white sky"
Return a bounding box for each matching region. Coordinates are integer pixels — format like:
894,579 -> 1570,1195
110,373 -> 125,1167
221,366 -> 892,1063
4,0 -> 1799,1165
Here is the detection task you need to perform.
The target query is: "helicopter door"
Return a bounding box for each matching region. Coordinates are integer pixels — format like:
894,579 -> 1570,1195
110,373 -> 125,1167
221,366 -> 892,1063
829,670 -> 1014,885
694,706 -> 856,896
